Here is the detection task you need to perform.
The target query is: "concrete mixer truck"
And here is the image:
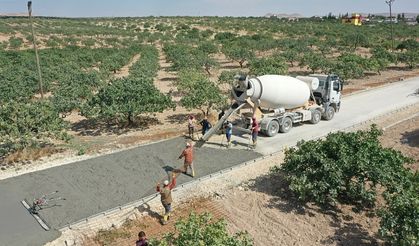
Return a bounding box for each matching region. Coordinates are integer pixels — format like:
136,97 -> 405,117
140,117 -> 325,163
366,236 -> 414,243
231,74 -> 342,137
200,74 -> 342,142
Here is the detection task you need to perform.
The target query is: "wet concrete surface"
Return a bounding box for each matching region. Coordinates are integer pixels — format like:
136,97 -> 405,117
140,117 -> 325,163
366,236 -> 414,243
0,137 -> 261,246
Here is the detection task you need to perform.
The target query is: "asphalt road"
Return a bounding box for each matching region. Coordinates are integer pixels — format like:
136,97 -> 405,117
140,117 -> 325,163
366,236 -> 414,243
0,78 -> 418,246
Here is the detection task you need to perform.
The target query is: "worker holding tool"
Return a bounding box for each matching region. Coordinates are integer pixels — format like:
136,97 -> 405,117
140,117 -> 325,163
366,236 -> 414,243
178,142 -> 194,177
251,117 -> 259,148
156,172 -> 177,225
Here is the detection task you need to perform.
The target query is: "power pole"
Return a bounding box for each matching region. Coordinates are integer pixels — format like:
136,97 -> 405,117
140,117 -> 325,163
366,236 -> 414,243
27,1 -> 44,99
385,0 -> 395,50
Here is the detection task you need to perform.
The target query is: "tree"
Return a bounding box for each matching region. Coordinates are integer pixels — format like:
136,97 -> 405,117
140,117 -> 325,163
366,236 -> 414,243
272,125 -> 413,207
222,44 -> 254,68
398,50 -> 419,69
177,70 -> 226,117
379,174 -> 419,246
331,53 -> 366,81
82,77 -> 175,126
150,213 -> 253,246
8,36 -> 24,49
299,52 -> 330,74
281,50 -> 299,67
249,56 -> 288,76
0,101 -> 70,158
218,70 -> 246,87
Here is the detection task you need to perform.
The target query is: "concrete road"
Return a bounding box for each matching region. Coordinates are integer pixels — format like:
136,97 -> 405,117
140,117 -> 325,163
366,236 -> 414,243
232,78 -> 419,155
0,138 -> 260,246
0,78 -> 418,246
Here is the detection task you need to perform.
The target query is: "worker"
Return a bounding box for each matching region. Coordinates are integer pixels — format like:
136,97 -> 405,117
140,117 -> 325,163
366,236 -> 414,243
251,117 -> 259,148
136,231 -> 148,246
187,114 -> 196,139
156,172 -> 177,225
178,142 -> 194,177
218,109 -> 225,120
224,120 -> 233,148
200,117 -> 211,136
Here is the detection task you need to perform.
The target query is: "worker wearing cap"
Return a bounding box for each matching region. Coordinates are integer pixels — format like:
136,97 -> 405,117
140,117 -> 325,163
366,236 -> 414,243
156,172 -> 176,225
178,142 -> 194,177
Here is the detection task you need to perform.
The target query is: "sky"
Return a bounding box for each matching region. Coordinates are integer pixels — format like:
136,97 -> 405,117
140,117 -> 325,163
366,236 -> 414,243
0,0 -> 418,17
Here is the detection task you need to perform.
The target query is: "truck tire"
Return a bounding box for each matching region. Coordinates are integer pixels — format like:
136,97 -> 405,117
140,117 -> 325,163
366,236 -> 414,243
323,106 -> 335,121
310,109 -> 321,124
279,117 -> 293,133
266,120 -> 279,137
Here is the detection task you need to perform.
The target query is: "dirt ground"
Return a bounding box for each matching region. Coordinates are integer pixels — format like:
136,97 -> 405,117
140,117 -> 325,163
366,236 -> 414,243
83,105 -> 418,246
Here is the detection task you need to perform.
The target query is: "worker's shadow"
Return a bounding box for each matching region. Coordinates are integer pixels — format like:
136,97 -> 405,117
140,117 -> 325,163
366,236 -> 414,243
162,165 -> 183,175
135,203 -> 161,220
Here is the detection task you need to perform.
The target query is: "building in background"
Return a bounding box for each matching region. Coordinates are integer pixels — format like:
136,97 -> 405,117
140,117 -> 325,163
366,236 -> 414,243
342,13 -> 362,26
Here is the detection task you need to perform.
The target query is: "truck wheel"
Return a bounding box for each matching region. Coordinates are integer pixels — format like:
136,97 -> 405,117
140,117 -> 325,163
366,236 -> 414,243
310,110 -> 321,124
266,120 -> 279,137
279,117 -> 292,133
323,107 -> 335,121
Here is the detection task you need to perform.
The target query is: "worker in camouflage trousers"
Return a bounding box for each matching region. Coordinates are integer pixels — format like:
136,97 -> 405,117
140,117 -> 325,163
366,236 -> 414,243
156,172 -> 177,225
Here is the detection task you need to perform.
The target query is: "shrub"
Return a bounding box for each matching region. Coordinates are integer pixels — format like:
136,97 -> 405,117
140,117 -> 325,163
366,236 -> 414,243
150,213 -> 253,246
273,125 -> 413,207
379,173 -> 419,246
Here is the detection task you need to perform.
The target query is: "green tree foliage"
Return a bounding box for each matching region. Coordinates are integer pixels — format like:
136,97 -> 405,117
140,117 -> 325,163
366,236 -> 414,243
299,52 -> 330,74
177,70 -> 225,116
379,174 -> 419,246
273,125 -> 413,207
281,50 -> 299,67
164,43 -> 218,74
8,36 -> 24,49
342,32 -> 369,50
396,39 -> 419,51
222,44 -> 254,68
82,77 -> 174,125
218,70 -> 246,86
398,50 -> 419,69
332,53 -> 366,81
52,72 -> 103,114
249,56 -> 288,76
0,101 -> 69,158
150,213 -> 253,246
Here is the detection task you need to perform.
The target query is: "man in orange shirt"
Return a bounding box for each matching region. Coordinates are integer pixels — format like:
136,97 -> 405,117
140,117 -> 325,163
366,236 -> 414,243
178,142 -> 194,177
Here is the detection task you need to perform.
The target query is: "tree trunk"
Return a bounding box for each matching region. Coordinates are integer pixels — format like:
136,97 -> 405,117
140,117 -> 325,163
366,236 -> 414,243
127,112 -> 133,127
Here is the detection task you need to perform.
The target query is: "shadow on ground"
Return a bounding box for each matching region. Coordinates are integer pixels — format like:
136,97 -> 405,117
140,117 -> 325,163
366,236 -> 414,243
167,113 -> 189,124
401,128 -> 419,148
71,116 -> 161,136
247,172 -> 379,245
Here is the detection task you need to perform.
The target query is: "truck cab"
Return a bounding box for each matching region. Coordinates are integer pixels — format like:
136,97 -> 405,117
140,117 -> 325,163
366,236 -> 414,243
310,74 -> 342,120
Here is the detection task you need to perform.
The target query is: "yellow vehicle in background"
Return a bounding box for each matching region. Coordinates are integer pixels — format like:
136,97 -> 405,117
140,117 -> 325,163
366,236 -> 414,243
342,13 -> 362,26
